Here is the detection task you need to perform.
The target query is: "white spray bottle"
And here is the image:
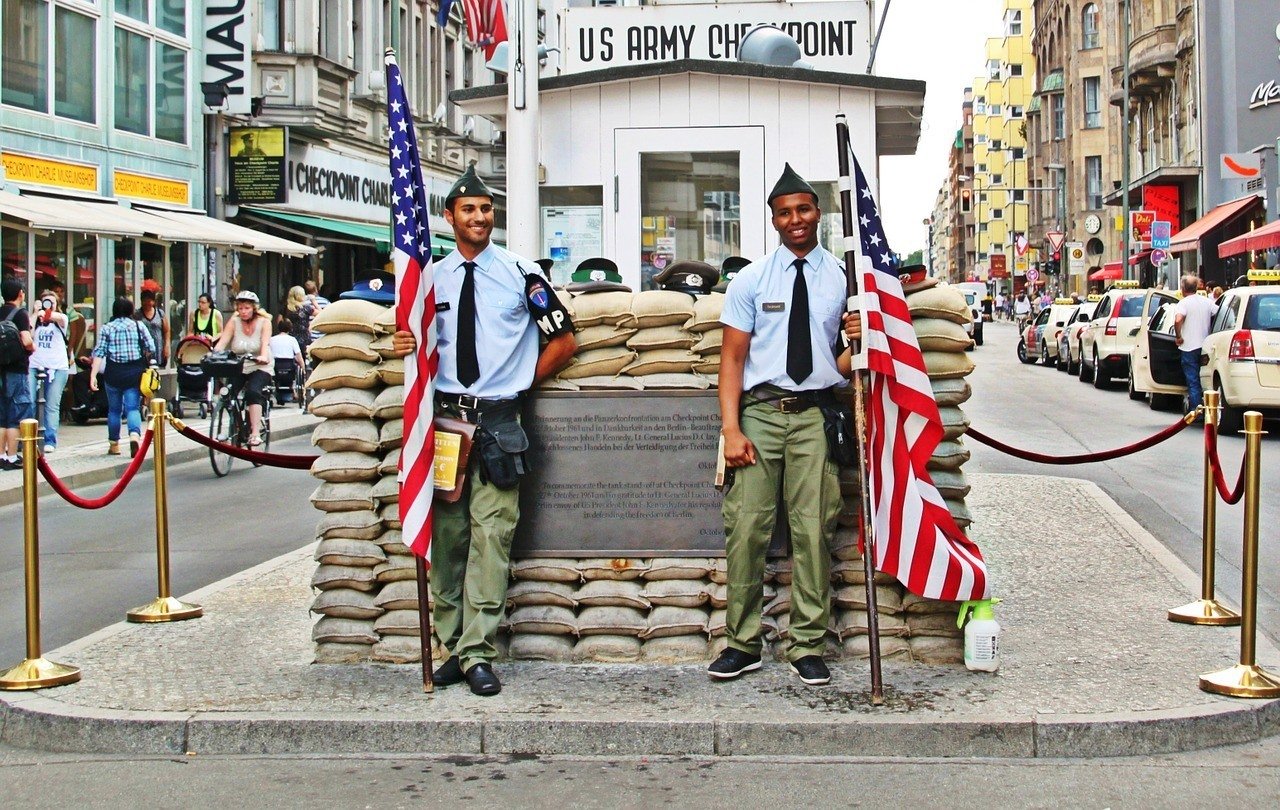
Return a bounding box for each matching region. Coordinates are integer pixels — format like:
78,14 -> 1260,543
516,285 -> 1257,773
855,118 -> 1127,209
957,598 -> 1001,672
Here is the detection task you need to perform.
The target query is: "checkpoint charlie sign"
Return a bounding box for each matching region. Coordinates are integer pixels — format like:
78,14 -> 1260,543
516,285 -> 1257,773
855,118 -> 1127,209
561,2 -> 872,74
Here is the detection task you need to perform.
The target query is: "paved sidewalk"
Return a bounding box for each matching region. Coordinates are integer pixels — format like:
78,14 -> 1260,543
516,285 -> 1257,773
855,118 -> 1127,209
0,404 -> 321,508
1,473 -> 1276,758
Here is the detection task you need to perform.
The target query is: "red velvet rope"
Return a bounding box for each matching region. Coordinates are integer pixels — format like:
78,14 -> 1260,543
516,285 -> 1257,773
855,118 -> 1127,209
174,422 -> 318,470
37,431 -> 154,509
1204,422 -> 1246,505
966,414 -> 1193,465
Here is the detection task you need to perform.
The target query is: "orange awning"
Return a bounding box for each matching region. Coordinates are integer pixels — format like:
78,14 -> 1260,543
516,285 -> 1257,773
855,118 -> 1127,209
1090,262 -> 1123,281
1218,218 -> 1280,258
1168,195 -> 1263,253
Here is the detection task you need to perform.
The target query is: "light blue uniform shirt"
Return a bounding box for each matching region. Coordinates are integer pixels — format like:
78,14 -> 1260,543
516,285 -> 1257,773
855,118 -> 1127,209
721,244 -> 847,392
434,242 -> 541,399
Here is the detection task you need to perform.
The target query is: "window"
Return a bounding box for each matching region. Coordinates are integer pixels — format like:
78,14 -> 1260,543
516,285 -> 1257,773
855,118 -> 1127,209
2,0 -> 48,112
1051,94 -> 1065,139
1012,190 -> 1026,203
991,139 -> 1002,151
990,104 -> 1002,116
977,162 -> 987,173
1082,3 -> 1100,49
988,59 -> 1000,80
2,0 -> 99,123
1006,9 -> 1022,36
991,208 -> 1003,220
54,7 -> 94,121
1010,63 -> 1023,77
976,134 -> 988,145
1011,147 -> 1024,159
1085,156 -> 1102,209
256,0 -> 285,50
1084,77 -> 1101,128
992,174 -> 1003,185
1009,105 -> 1023,118
113,3 -> 190,141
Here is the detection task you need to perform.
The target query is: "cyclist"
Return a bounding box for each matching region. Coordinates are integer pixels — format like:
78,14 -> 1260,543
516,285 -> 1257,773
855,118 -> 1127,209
212,291 -> 272,446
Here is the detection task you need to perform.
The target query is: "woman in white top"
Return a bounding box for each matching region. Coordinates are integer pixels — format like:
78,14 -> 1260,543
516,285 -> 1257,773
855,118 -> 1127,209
212,290 -> 273,446
29,291 -> 70,453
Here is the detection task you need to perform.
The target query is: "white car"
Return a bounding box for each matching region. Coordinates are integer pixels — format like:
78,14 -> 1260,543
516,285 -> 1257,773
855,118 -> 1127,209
1198,285 -> 1280,433
1128,292 -> 1186,411
959,290 -> 984,347
1057,299 -> 1099,375
1079,282 -> 1164,389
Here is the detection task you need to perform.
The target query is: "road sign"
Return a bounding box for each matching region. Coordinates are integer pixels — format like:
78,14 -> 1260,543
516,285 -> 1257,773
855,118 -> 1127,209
1150,248 -> 1168,265
1046,231 -> 1066,252
1151,221 -> 1171,249
1015,233 -> 1029,256
1026,268 -> 1040,283
1066,241 -> 1085,275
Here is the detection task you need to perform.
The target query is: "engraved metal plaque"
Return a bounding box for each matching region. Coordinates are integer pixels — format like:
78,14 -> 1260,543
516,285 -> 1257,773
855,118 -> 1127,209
515,391 -> 726,557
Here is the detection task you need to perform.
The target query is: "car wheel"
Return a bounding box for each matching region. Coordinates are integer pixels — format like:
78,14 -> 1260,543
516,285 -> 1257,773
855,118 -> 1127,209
1127,371 -> 1145,401
1078,346 -> 1094,383
1041,341 -> 1056,367
1017,340 -> 1033,364
1092,351 -> 1109,389
1056,344 -> 1070,372
1215,377 -> 1244,435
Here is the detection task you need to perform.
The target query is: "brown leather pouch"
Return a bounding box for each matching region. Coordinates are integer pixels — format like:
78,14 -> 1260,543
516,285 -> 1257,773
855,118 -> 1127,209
432,416 -> 477,503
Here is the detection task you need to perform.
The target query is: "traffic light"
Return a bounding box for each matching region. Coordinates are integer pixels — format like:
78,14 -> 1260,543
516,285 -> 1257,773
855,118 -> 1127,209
1044,259 -> 1060,275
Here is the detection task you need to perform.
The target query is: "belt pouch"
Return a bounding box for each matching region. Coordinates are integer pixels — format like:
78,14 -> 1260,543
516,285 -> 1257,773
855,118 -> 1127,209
475,414 -> 529,490
819,400 -> 858,468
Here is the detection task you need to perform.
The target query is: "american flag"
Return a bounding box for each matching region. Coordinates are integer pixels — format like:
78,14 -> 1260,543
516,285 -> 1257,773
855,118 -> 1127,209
850,150 -> 990,602
440,0 -> 508,60
386,51 -> 438,559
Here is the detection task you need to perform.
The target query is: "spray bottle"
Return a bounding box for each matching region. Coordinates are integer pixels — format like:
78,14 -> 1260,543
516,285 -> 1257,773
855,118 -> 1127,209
957,598 -> 1001,672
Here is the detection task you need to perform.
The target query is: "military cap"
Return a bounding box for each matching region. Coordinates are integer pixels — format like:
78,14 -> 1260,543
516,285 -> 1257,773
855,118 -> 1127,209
713,256 -> 751,293
652,260 -> 718,295
767,162 -> 818,206
444,164 -> 493,207
896,263 -> 939,295
534,258 -> 554,274
566,256 -> 631,293
340,269 -> 396,304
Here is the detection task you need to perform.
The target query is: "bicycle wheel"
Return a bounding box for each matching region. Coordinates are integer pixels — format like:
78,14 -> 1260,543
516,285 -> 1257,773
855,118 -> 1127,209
209,399 -> 236,477
253,400 -> 271,467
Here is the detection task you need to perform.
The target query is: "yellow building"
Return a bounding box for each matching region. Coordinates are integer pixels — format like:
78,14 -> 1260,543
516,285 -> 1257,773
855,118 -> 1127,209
967,0 -> 1035,293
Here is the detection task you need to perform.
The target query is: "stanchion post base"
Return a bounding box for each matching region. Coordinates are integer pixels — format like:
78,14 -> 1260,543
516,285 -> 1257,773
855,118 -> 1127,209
126,596 -> 203,623
1199,664 -> 1280,698
1168,599 -> 1241,626
0,657 -> 81,690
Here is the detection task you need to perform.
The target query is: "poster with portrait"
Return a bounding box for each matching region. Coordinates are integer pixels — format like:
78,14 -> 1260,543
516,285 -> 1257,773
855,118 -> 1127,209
228,126 -> 287,204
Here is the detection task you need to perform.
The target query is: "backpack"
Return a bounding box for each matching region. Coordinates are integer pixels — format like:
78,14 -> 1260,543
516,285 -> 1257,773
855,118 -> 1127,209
0,308 -> 26,366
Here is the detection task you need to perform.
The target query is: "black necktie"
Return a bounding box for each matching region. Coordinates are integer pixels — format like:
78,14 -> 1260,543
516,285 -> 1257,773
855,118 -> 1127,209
456,261 -> 480,387
787,258 -> 812,385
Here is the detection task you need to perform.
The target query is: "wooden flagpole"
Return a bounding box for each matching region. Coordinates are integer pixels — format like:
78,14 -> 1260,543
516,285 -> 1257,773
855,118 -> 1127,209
835,113 -> 884,704
415,556 -> 435,693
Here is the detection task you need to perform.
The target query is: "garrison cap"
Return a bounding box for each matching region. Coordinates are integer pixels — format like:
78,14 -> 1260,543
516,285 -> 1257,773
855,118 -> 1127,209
767,162 -> 818,206
444,164 -> 493,207
652,260 -> 718,296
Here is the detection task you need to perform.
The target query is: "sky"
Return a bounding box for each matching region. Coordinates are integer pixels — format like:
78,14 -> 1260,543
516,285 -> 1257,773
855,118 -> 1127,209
873,0 -> 1006,256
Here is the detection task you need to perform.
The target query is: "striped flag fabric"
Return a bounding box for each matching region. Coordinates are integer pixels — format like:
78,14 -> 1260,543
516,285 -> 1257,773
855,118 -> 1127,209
463,0 -> 508,59
386,51 -> 438,559
850,150 -> 991,602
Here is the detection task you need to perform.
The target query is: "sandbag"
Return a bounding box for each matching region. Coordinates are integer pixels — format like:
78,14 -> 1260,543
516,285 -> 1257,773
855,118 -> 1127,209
373,305 -> 397,335
575,324 -> 637,351
831,583 -> 904,614
312,419 -> 381,454
380,418 -> 404,451
375,579 -> 430,611
367,334 -> 401,360
570,374 -> 645,390
371,475 -> 399,505
312,564 -> 377,592
307,359 -> 380,390
375,529 -> 407,554
378,357 -> 405,386
311,299 -> 384,334
708,559 -> 728,585
559,347 -> 635,379
506,580 -> 578,609
639,579 -> 708,608
312,617 -> 378,644
570,291 -> 633,328
913,318 -> 973,353
316,509 -> 383,541
842,634 -> 911,661
684,293 -> 725,333
314,537 -> 386,567
643,606 -> 709,639
572,635 -> 641,663
928,440 -> 970,471
930,378 -> 972,407
691,330 -> 723,356
580,558 -> 650,581
372,386 -> 404,420
637,372 -> 712,389
511,558 -> 582,583
311,452 -> 381,483
645,558 -> 714,580
692,358 -> 720,376
309,331 -> 380,363
837,609 -> 908,639
574,579 -> 649,610
946,498 -> 973,528
705,582 -> 727,609
909,635 -> 965,665
906,612 -> 966,638
939,406 -> 970,441
621,349 -> 699,376
902,592 -> 964,615
707,608 -> 727,638
379,448 -> 401,476
506,605 -> 578,636
923,351 -> 976,380
310,481 -> 375,513
576,605 -> 647,637
508,633 -> 575,661
308,387 -> 377,419
624,290 -> 696,328
640,635 -> 708,663
906,287 -> 970,325
372,635 -> 424,664
310,588 -> 383,620
379,502 -> 401,530
538,377 -> 581,391
314,642 -> 372,663
930,469 -> 971,500
375,609 -> 424,637
373,554 -> 416,583
627,325 -> 698,352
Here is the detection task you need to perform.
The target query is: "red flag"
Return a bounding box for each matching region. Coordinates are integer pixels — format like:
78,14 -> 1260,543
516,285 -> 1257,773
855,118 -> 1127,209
463,0 -> 508,60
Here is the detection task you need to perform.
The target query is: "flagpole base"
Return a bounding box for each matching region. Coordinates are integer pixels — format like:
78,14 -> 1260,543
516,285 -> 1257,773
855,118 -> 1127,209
1167,599 -> 1241,626
126,597 -> 203,623
1199,664 -> 1280,698
0,657 -> 81,690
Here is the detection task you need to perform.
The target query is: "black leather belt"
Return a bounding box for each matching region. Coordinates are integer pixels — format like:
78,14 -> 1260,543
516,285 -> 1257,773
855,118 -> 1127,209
744,385 -> 832,414
436,392 -> 521,423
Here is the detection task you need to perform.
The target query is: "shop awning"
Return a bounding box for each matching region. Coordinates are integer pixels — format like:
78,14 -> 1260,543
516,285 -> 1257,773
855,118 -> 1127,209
1168,195 -> 1263,253
244,207 -> 458,256
0,192 -> 145,239
1130,250 -> 1151,265
1218,219 -> 1280,258
143,210 -> 317,256
1090,262 -> 1123,281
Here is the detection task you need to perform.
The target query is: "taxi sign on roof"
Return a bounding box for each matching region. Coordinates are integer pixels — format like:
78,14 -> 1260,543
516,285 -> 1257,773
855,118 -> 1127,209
1054,297 -> 1074,305
1113,280 -> 1141,289
1247,269 -> 1280,282
1087,293 -> 1103,302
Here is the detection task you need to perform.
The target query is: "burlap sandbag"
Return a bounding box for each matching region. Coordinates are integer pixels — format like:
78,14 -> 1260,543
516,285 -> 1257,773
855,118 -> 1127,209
906,287 -> 970,325
691,330 -> 723,355
311,299 -> 384,334
511,558 -> 582,583
373,306 -> 397,336
705,582 -> 727,609
314,642 -> 371,663
642,606 -> 708,639
312,452 -> 380,483
312,564 -> 377,592
708,559 -> 728,585
640,635 -> 708,663
374,554 -> 416,583
375,579 -> 431,611
947,500 -> 973,529
906,612 -> 965,638
693,358 -> 720,376
902,592 -> 964,615
842,634 -> 911,661
574,579 -> 649,610
316,509 -> 383,540
707,608 -> 727,638
378,357 -> 405,386
507,605 -> 578,636
622,349 -> 699,376
375,529 -> 408,554
684,293 -> 725,333
645,558 -> 713,580
308,359 -> 380,390
312,419 -> 381,454
923,351 -> 976,380
636,372 -> 711,389
763,587 -> 791,617
909,634 -> 965,665
580,558 -> 650,581
508,633 -> 575,662
310,481 -> 375,512
832,583 -> 904,614
627,325 -> 698,352
368,334 -> 402,360
314,537 -> 386,567
310,588 -> 383,620
372,386 -> 404,420
640,579 -> 708,608
831,561 -> 897,586
939,406 -> 970,440
379,448 -> 400,476
559,347 -> 636,379
374,609 -> 422,637
309,331 -> 380,363
554,288 -> 577,321
575,324 -> 637,351
379,502 -> 401,530
572,635 -> 641,663
372,635 -> 424,664
371,475 -> 399,504
912,318 -> 973,352
837,609 -> 908,639
928,440 -> 970,471
312,617 -> 378,644
930,378 -> 972,407
380,418 -> 404,451
576,605 -> 647,637
570,291 -> 633,328
308,387 -> 377,418
930,469 -> 971,500
506,580 -> 578,609
766,558 -> 792,586
624,290 -> 696,329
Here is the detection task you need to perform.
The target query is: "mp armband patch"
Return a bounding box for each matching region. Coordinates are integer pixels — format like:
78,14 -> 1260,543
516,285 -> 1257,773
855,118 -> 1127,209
524,273 -> 574,337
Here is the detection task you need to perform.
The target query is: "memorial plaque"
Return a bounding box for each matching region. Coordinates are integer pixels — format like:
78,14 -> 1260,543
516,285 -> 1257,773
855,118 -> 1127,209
516,391 -> 726,557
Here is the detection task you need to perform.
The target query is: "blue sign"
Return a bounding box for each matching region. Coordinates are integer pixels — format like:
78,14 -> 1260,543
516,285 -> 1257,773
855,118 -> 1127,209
1151,221 -> 1172,249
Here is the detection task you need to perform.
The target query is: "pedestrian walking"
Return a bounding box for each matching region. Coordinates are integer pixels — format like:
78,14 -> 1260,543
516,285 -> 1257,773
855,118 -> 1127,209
0,278 -> 35,470
188,292 -> 222,338
709,163 -> 861,687
994,291 -> 1006,321
89,298 -> 155,457
427,166 -> 576,696
279,285 -> 316,352
136,284 -> 170,367
1173,274 -> 1218,416
29,291 -> 70,453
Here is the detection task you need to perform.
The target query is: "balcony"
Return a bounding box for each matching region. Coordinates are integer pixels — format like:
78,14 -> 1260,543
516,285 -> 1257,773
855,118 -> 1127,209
1109,24 -> 1176,105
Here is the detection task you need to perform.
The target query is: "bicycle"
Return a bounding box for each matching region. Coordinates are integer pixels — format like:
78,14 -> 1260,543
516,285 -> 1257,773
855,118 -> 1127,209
202,353 -> 273,478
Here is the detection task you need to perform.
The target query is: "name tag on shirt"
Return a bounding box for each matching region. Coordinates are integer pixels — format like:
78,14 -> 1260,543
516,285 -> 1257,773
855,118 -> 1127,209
435,302 -> 451,312
762,302 -> 786,313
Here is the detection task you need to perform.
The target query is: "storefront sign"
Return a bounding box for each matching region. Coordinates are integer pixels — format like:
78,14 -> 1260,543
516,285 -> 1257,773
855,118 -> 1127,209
0,152 -> 98,193
227,127 -> 287,204
1130,210 -> 1155,242
113,170 -> 190,206
989,254 -> 1008,278
278,142 -> 392,223
562,2 -> 872,73
1141,185 -> 1181,235
203,3 -> 254,115
1249,79 -> 1280,110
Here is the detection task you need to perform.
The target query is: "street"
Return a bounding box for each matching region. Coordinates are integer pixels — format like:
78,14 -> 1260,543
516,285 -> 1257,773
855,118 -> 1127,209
965,319 -> 1280,642
0,435 -> 318,666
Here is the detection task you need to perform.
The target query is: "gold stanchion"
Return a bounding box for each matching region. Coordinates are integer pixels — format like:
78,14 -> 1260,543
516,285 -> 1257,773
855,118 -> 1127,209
126,399 -> 202,623
0,420 -> 80,689
1200,411 -> 1280,697
1169,391 -> 1241,625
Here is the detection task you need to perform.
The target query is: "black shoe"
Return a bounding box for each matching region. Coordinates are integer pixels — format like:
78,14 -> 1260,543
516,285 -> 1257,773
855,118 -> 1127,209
464,662 -> 501,696
433,656 -> 464,688
0,459 -> 18,471
707,648 -> 762,680
789,655 -> 831,686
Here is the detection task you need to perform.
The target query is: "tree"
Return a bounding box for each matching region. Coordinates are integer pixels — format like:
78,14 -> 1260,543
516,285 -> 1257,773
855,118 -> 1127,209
904,249 -> 924,267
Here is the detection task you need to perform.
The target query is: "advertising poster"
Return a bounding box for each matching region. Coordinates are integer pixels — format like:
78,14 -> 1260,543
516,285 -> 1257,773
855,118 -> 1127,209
228,127 -> 287,204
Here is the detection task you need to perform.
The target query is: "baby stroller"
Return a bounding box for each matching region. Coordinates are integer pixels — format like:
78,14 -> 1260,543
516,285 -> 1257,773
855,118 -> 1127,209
172,335 -> 214,418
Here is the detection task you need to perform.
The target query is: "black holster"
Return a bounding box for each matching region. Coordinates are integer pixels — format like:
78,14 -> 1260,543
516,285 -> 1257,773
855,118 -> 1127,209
474,409 -> 529,490
818,400 -> 858,468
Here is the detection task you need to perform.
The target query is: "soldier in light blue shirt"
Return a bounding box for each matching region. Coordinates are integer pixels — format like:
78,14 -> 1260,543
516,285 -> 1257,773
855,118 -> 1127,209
429,166 -> 576,696
709,163 -> 861,688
